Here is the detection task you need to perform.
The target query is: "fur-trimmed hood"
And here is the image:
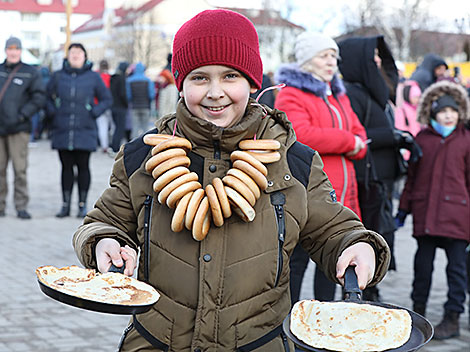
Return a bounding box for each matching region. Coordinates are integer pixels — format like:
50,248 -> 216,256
274,63 -> 345,98
417,80 -> 470,125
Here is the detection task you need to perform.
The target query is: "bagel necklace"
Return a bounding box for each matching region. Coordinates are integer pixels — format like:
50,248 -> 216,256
143,130 -> 281,241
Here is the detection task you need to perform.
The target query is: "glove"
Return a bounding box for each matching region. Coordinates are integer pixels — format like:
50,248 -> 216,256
408,141 -> 423,164
394,209 -> 408,228
393,129 -> 414,148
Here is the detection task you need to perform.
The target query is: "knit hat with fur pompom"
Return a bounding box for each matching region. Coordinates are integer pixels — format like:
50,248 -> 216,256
171,9 -> 263,91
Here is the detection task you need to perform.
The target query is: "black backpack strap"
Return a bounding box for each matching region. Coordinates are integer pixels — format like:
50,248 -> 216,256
286,141 -> 315,188
132,315 -> 169,351
237,325 -> 284,351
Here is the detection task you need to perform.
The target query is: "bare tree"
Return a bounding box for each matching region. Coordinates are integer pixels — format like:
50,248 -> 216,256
341,0 -> 436,61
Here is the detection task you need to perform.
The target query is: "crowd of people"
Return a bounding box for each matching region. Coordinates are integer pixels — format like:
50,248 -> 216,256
0,8 -> 469,350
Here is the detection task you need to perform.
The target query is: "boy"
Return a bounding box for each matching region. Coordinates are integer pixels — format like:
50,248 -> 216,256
396,80 -> 470,340
73,9 -> 390,351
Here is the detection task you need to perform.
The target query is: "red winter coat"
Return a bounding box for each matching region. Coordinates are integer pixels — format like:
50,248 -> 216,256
275,65 -> 367,217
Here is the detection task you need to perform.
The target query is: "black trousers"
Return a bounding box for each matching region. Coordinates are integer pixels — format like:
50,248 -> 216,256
412,236 -> 468,313
289,244 -> 337,305
58,149 -> 91,197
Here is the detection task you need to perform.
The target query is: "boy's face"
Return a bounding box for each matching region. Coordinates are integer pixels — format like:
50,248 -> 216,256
435,107 -> 458,127
181,65 -> 257,128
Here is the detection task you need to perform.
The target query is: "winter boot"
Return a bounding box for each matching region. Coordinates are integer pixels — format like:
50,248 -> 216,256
56,191 -> 72,218
77,190 -> 88,218
433,311 -> 460,340
413,303 -> 426,317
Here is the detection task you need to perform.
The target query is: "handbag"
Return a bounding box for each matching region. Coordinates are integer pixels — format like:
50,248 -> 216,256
357,151 -> 395,234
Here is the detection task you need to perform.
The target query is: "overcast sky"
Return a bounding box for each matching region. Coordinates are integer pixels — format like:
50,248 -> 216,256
208,0 -> 469,36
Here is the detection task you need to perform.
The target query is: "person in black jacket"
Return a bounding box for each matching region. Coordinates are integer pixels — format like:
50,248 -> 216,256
338,35 -> 420,301
110,61 -> 129,154
410,53 -> 447,92
47,43 -> 112,218
0,37 -> 46,219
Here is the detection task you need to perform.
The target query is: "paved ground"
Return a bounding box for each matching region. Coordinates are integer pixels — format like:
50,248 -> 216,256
0,139 -> 468,351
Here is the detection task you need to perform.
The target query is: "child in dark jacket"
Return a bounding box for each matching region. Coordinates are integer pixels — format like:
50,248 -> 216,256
396,80 -> 470,340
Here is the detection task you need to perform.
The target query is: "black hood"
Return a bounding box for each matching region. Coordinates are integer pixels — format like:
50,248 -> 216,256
338,35 -> 398,108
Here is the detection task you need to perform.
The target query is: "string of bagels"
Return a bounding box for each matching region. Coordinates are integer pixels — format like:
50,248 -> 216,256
143,132 -> 281,241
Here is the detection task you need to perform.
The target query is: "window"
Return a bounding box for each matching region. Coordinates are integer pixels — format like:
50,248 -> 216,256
22,31 -> 40,41
21,13 -> 40,21
36,0 -> 52,5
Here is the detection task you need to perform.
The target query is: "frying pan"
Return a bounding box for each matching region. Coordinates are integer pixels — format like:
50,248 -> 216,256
283,267 -> 433,352
37,264 -> 156,315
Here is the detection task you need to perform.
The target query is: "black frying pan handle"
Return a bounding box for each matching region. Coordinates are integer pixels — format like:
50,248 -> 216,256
108,263 -> 125,274
344,266 -> 362,302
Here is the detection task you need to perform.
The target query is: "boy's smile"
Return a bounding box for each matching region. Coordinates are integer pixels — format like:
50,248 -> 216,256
181,65 -> 257,128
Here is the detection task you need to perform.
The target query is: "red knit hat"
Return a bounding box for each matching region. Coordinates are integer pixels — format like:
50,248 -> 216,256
172,9 -> 263,91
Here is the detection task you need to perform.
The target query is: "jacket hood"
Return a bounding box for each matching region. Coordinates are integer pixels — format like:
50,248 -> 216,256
417,80 -> 470,125
415,53 -> 448,74
134,62 -> 145,75
117,62 -> 129,74
275,63 -> 346,98
338,35 -> 398,107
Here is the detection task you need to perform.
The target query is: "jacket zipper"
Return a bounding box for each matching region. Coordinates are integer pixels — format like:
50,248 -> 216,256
213,140 -> 221,159
143,195 -> 153,283
271,192 -> 286,287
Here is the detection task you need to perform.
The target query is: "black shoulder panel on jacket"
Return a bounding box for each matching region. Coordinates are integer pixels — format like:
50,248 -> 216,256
123,129 -> 156,177
287,141 -> 316,188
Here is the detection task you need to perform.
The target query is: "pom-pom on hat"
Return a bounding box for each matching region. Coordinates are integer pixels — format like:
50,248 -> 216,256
431,95 -> 459,116
295,32 -> 339,66
171,9 -> 263,91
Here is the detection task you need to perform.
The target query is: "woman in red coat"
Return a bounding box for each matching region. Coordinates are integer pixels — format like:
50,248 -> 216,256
275,32 -> 368,303
396,80 -> 470,339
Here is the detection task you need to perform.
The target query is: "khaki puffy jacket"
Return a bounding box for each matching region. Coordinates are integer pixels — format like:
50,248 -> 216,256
74,101 -> 390,351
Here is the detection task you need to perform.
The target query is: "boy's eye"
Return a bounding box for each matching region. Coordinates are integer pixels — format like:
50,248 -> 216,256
225,72 -> 239,79
190,75 -> 207,81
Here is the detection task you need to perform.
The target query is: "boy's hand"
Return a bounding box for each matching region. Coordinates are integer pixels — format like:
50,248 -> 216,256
95,238 -> 137,277
336,242 -> 376,290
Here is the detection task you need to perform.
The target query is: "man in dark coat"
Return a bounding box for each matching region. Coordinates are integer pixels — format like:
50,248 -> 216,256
110,61 -> 129,154
0,37 -> 45,219
338,35 -> 420,300
410,53 -> 447,92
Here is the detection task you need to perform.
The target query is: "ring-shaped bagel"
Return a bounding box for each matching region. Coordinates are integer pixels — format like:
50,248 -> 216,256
153,166 -> 189,192
222,174 -> 256,207
205,184 -> 224,227
171,191 -> 193,232
224,186 -> 256,222
185,188 -> 205,230
226,168 -> 261,200
166,180 -> 202,209
239,139 -> 281,151
151,155 -> 191,179
212,177 -> 232,218
244,151 -> 281,164
158,172 -> 199,205
232,159 -> 268,191
143,133 -> 171,146
153,137 -> 192,154
192,197 -> 210,241
146,148 -> 187,171
230,150 -> 267,177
